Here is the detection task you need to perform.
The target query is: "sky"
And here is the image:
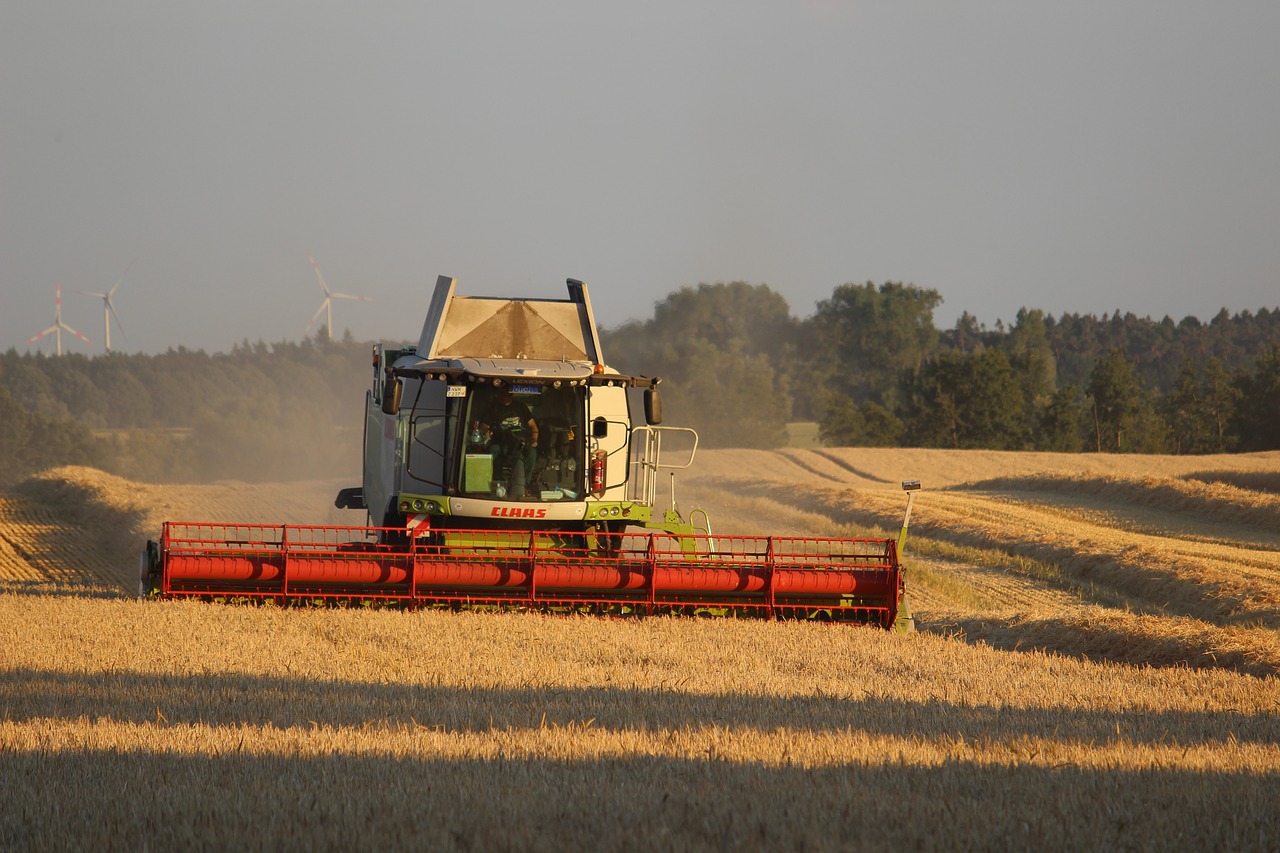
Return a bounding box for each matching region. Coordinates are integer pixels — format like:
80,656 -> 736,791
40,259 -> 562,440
3,1 -> 1278,356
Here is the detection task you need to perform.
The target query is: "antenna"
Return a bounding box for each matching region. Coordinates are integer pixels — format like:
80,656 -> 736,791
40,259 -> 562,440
306,252 -> 374,341
27,284 -> 93,356
78,260 -> 133,353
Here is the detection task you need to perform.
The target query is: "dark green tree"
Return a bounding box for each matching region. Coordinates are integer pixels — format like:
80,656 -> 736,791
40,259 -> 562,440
1162,358 -> 1240,454
1163,362 -> 1203,454
1087,348 -> 1161,452
818,397 -> 904,447
812,281 -> 942,408
901,350 -> 1027,449
1233,344 -> 1280,451
940,311 -> 991,355
1200,358 -> 1242,452
1004,308 -> 1057,404
0,385 -> 105,484
1036,384 -> 1086,452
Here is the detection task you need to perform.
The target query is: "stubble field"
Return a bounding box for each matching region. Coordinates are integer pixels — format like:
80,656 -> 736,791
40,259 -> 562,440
2,449 -> 1278,850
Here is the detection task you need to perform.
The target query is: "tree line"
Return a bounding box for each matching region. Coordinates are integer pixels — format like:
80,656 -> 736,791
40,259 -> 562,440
601,281 -> 1280,454
1,284 -> 1277,486
0,336 -> 368,485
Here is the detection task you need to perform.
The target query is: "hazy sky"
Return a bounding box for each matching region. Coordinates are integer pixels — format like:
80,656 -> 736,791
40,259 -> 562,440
3,2 -> 1278,356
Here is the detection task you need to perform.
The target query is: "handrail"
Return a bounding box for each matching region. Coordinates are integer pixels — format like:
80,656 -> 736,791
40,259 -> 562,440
628,425 -> 699,506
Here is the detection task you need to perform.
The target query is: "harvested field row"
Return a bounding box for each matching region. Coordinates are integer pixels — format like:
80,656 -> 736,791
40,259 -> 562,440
928,606 -> 1280,680
964,472 -> 1280,540
909,559 -> 1077,613
918,490 -> 1280,625
0,498 -> 119,587
813,448 -> 1280,489
1189,469 -> 1280,494
916,494 -> 1258,607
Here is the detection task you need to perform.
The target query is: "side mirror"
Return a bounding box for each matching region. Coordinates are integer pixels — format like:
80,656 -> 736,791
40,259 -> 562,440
592,417 -> 609,438
334,487 -> 366,510
381,374 -> 402,415
644,387 -> 662,425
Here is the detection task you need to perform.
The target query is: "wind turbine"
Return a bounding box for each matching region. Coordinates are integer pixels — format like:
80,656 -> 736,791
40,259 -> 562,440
306,252 -> 374,341
79,261 -> 132,353
27,284 -> 93,356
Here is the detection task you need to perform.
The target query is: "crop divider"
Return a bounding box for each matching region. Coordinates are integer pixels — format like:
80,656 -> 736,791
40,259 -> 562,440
528,533 -> 539,609
160,523 -> 171,596
280,525 -> 289,603
765,537 -> 776,620
409,533 -> 421,608
645,536 -> 659,615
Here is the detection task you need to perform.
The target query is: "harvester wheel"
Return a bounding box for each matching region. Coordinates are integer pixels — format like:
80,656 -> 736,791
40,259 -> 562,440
138,540 -> 161,598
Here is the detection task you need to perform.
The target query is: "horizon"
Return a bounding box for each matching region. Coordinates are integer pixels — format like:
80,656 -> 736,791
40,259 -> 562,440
6,288 -> 1276,360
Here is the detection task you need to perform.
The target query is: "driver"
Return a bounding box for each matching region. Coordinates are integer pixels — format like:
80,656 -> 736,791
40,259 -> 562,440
484,388 -> 538,491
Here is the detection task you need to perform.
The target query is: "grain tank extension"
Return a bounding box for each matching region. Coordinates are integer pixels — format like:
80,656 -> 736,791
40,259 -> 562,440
142,276 -> 911,626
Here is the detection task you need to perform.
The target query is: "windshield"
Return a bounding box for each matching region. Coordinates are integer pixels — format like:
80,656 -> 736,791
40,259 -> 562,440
459,383 -> 584,500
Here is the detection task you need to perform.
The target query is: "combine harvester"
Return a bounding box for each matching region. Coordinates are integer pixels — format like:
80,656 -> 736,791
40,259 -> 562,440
142,277 -> 917,628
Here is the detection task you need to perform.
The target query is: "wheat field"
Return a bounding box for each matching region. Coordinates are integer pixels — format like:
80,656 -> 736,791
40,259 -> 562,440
1,451 -> 1278,851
